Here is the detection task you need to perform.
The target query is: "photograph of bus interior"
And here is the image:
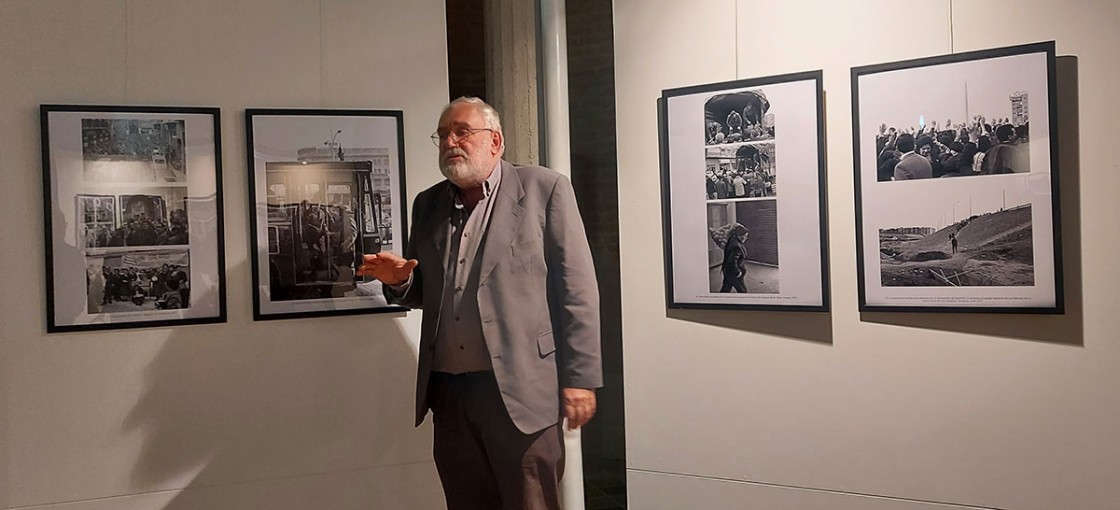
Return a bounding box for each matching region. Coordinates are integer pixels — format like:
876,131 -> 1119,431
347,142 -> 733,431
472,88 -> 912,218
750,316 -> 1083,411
265,161 -> 386,301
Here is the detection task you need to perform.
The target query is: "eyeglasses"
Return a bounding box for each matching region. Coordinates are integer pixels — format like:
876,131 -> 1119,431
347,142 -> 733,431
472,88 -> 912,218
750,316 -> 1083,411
430,127 -> 493,147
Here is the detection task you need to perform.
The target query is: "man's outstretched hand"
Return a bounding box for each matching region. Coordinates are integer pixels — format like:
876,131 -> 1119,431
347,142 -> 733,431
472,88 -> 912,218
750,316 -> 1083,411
356,252 -> 418,286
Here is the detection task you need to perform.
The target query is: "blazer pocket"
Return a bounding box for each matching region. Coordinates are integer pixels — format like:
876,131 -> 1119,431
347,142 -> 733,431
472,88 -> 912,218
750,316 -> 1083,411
510,239 -> 542,273
536,330 -> 556,358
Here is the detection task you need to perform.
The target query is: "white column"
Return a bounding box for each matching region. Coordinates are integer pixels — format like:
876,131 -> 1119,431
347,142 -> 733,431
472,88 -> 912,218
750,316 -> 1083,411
540,4 -> 584,510
540,0 -> 572,176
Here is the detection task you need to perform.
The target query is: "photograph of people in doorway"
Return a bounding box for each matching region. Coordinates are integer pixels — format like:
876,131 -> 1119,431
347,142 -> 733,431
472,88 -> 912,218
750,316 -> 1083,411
703,89 -> 774,145
706,200 -> 778,294
704,143 -> 776,200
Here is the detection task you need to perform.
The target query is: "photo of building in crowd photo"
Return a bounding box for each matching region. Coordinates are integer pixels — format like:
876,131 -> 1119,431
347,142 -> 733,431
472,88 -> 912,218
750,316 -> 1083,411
82,118 -> 186,183
706,200 -> 779,294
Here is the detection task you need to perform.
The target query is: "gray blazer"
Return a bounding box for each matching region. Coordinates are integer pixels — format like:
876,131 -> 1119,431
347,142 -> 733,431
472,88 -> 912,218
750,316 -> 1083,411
893,152 -> 933,180
389,161 -> 602,434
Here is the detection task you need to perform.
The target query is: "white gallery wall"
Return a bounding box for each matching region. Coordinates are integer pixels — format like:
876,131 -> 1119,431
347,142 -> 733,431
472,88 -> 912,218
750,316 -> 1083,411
0,1 -> 449,509
615,1 -> 1120,509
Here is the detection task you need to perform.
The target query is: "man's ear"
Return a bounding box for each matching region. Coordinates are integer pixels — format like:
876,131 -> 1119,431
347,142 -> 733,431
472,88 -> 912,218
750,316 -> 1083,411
491,131 -> 503,156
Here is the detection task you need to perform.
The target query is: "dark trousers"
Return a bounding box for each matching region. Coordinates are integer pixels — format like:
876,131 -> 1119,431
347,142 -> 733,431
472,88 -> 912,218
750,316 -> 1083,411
429,371 -> 564,510
721,274 -> 747,293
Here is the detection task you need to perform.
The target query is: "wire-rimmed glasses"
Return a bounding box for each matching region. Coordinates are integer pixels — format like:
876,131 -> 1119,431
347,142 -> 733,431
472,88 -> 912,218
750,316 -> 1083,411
430,127 -> 493,147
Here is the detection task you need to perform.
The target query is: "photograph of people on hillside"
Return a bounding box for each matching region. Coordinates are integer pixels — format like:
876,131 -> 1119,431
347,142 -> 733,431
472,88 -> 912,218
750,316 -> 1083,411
853,43 -> 1060,311
878,184 -> 1034,287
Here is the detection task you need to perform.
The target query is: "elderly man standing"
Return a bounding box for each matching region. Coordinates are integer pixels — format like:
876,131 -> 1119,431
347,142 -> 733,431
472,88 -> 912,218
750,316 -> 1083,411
357,96 -> 602,510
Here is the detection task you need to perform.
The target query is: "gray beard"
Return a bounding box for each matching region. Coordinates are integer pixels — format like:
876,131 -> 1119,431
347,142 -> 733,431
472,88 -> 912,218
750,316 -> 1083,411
440,159 -> 486,188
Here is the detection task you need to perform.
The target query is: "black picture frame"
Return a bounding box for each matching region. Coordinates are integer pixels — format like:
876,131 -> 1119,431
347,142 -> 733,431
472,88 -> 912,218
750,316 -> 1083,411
659,71 -> 830,312
246,109 -> 410,320
851,41 -> 1063,313
41,105 -> 227,332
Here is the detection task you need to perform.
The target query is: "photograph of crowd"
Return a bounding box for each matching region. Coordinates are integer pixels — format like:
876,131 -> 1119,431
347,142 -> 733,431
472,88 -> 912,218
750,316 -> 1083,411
79,189 -> 190,249
875,108 -> 1030,182
703,89 -> 774,145
878,185 -> 1034,287
857,48 -> 1044,184
705,143 -> 776,199
44,106 -> 225,331
85,250 -> 191,313
706,200 -> 779,294
82,118 -> 186,183
853,43 -> 1059,311
661,71 -> 827,310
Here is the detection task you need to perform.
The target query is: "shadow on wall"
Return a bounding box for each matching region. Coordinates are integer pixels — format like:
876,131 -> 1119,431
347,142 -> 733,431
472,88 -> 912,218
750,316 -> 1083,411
121,263 -> 430,507
668,308 -> 835,344
861,56 -> 1083,347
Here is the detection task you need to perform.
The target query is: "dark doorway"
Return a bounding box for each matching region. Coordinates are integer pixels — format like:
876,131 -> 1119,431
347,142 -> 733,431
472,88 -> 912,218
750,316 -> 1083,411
565,1 -> 625,509
445,1 -> 625,508
446,0 -> 487,101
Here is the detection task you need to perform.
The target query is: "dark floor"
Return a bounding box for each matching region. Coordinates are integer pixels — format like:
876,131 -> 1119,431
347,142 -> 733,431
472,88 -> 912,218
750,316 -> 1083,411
584,461 -> 627,510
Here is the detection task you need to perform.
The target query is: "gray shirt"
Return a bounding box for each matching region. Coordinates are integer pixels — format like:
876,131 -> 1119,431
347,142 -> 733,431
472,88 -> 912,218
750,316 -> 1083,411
430,162 -> 503,373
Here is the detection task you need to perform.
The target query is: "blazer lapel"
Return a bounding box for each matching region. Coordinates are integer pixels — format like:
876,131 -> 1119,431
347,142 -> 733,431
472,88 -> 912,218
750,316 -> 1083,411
479,161 -> 524,285
424,181 -> 454,276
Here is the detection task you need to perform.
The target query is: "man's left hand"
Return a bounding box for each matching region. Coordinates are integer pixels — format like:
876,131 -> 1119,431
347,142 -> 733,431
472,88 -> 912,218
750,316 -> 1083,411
562,388 -> 597,430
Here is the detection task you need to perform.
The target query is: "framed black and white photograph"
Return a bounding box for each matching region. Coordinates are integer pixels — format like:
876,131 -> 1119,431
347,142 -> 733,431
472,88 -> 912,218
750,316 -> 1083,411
246,109 -> 408,320
660,71 -> 829,311
41,105 -> 226,332
852,41 -> 1062,313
